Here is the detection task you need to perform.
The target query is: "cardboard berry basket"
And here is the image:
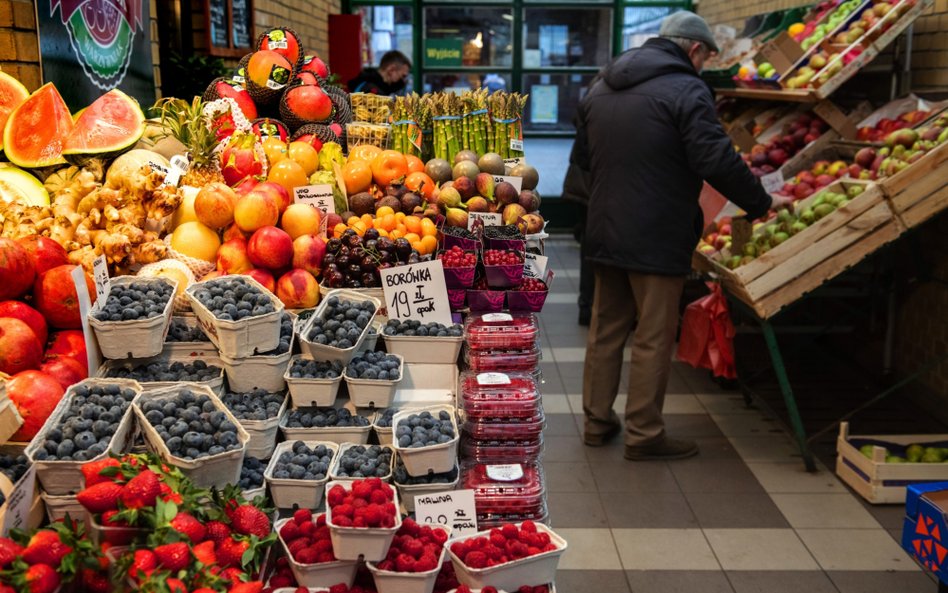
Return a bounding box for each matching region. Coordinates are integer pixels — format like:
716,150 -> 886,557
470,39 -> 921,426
89,276 -> 178,359
391,405 -> 459,477
344,353 -> 404,408
394,462 -> 460,513
446,522 -> 567,591
235,392 -> 288,460
39,491 -> 83,521
219,312 -> 296,393
275,514 -> 359,589
279,407 -> 376,445
243,484 -> 266,502
284,354 -> 345,408
299,289 -> 382,365
325,479 -> 402,561
366,525 -> 451,593
382,334 -> 464,365
264,440 -> 338,509
328,443 -> 396,484
25,378 -> 142,496
97,353 -> 226,396
161,314 -> 219,357
133,384 -> 250,489
86,513 -> 148,546
185,276 -> 285,358
373,408 -> 398,446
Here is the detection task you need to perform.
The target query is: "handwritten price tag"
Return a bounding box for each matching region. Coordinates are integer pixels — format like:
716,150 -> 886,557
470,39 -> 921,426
380,260 -> 453,326
294,184 -> 336,214
524,253 -> 548,279
492,174 -> 522,193
71,265 -> 103,375
1,466 -> 36,536
761,171 -> 785,194
468,212 -> 502,230
504,157 -> 525,169
92,254 -> 110,305
414,490 -> 478,537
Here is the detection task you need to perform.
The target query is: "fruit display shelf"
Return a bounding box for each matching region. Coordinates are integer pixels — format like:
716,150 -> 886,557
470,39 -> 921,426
875,140 -> 948,230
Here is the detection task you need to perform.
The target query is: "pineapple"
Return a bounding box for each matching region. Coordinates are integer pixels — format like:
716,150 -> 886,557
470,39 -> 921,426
151,97 -> 225,186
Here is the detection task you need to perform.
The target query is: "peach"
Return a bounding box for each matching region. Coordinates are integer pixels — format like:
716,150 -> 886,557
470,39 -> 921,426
216,238 -> 253,274
202,270 -> 226,281
276,269 -> 320,309
234,190 -> 279,232
245,269 -> 276,293
255,181 -> 291,214
248,226 -> 293,271
282,203 -> 322,239
292,234 -> 327,276
222,223 -> 250,242
194,182 -> 237,229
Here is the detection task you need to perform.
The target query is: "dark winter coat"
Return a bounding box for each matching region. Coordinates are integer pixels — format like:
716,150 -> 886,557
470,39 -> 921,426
347,68 -> 405,96
575,38 -> 773,276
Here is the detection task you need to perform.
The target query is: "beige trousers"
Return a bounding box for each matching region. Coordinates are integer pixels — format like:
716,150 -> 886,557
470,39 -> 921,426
582,266 -> 685,446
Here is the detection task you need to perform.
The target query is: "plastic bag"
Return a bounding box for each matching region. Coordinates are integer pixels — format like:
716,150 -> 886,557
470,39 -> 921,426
677,282 -> 736,380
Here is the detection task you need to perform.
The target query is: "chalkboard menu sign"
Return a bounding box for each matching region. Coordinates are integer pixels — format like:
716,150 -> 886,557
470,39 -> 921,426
209,0 -> 228,47
232,0 -> 250,48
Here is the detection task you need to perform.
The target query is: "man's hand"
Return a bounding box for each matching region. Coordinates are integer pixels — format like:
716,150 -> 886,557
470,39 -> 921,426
769,194 -> 795,211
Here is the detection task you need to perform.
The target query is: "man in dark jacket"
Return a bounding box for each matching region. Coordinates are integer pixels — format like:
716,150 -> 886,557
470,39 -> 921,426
578,12 -> 791,460
348,51 -> 411,96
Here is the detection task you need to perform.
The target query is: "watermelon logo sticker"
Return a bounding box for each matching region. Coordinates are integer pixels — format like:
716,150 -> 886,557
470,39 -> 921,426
50,0 -> 144,90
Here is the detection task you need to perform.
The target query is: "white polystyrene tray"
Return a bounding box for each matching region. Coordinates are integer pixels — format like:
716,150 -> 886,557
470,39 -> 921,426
325,480 -> 401,561
382,334 -> 463,364
328,443 -> 395,483
447,523 -> 567,591
344,354 -> 403,408
275,514 -> 359,589
284,354 -> 344,408
185,275 -> 284,358
391,405 -> 459,477
264,440 -> 338,509
298,289 -> 381,365
279,408 -> 376,445
90,276 -> 178,360
366,526 -> 450,593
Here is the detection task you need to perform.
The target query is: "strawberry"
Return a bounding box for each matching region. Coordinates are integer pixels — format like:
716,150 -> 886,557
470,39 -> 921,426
81,458 -> 121,487
77,481 -> 123,514
230,504 -> 270,538
217,537 -> 250,568
155,542 -> 190,571
228,582 -> 264,593
171,511 -> 207,543
205,520 -> 232,544
193,540 -> 217,566
129,549 -> 157,581
167,577 -> 188,593
193,589 -> 218,593
80,568 -> 110,593
121,469 -> 161,509
22,563 -> 60,593
220,567 -> 245,583
22,530 -> 72,566
101,509 -> 128,527
0,537 -> 24,568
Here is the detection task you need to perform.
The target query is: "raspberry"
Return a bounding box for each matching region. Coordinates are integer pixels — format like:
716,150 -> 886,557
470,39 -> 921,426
299,521 -> 316,537
489,532 -> 506,548
268,576 -> 293,587
485,544 -> 505,562
450,543 -> 466,558
366,477 -> 383,490
378,559 -> 395,571
510,541 -> 529,558
415,553 -> 438,572
456,587 -> 474,593
295,548 -> 320,564
370,489 -> 388,505
383,502 -> 397,517
333,516 -> 353,527
482,588 -> 499,593
463,551 -> 488,569
293,509 -> 312,524
313,539 -> 334,554
315,514 -> 327,527
327,485 -> 346,507
542,543 -> 558,552
501,524 -> 519,540
314,525 -> 331,541
353,516 -> 366,528
334,504 -> 355,518
329,585 -> 348,593
403,539 -> 424,559
395,553 -> 416,572
351,481 -> 373,500
381,515 -> 396,528
520,520 -> 537,533
423,543 -> 441,558
380,482 -> 395,499
527,546 -> 541,556
401,518 -> 419,535
279,521 -> 301,542
287,538 -> 311,556
317,552 -> 335,563
432,528 -> 449,545
351,497 -> 368,509
364,505 -> 383,527
294,587 -> 309,593
536,532 -> 551,547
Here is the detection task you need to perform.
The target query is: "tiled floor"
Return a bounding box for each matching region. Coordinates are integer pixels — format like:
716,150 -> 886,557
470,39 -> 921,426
537,237 -> 935,593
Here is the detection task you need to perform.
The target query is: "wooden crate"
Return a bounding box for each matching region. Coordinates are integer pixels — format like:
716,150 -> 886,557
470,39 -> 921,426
877,141 -> 948,230
693,180 -> 905,318
836,422 -> 948,504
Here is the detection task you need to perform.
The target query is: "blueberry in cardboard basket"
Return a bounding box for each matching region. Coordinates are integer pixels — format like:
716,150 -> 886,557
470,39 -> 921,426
346,351 -> 401,381
393,458 -> 458,485
140,388 -> 242,459
271,441 -> 333,480
333,445 -> 393,478
395,410 -> 455,448
36,383 -> 136,461
192,277 -> 276,321
375,407 -> 397,428
239,456 -> 266,489
285,406 -> 370,428
106,359 -> 221,383
287,358 -> 343,379
0,453 -> 30,482
92,279 -> 175,322
382,319 -> 463,337
305,296 -> 375,349
222,388 -> 285,421
165,318 -> 211,343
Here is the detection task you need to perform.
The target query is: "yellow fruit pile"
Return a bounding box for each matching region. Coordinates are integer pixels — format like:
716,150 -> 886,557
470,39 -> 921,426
330,206 -> 439,255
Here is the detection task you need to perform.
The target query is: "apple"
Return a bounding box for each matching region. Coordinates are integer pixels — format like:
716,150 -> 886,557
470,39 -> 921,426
248,226 -> 294,270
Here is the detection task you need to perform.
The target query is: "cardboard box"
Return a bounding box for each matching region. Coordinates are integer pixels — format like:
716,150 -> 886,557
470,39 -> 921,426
754,31 -> 805,74
902,482 -> 948,580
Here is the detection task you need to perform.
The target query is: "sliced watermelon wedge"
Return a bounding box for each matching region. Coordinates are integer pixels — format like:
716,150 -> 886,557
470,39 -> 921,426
62,89 -> 146,164
0,71 -> 29,153
2,83 -> 73,168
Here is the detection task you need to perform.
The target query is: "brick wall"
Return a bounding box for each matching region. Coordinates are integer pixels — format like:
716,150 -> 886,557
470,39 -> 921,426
697,0 -> 948,92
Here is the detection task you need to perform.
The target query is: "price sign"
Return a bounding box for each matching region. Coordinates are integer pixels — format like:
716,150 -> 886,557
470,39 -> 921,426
294,184 -> 336,214
92,254 -> 110,304
486,464 -> 524,482
71,266 -> 103,377
509,139 -> 524,152
380,260 -> 453,326
1,465 -> 36,536
414,490 -> 478,537
761,171 -> 785,194
163,154 -> 190,187
492,174 -> 523,193
523,253 -> 548,279
467,212 -> 502,230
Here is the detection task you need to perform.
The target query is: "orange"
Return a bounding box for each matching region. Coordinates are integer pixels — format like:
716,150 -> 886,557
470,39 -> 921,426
370,150 -> 409,187
404,216 -> 422,235
348,144 -> 381,163
420,234 -> 438,254
420,217 -> 437,237
267,159 -> 308,193
404,171 -> 435,200
376,206 -> 395,217
341,160 -> 373,194
405,155 -> 425,174
288,141 -> 319,175
263,137 -> 287,165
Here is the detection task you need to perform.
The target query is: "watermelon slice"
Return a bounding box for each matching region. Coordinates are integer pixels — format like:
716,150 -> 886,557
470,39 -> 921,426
0,71 -> 29,153
2,83 -> 73,169
62,89 -> 145,164
0,164 -> 50,206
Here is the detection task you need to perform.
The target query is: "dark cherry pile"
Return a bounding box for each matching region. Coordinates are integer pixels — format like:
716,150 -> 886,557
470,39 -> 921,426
192,277 -> 276,321
93,280 -> 174,322
321,229 -> 422,289
483,225 -> 524,240
441,226 -> 477,241
438,246 -> 477,268
483,249 -> 523,266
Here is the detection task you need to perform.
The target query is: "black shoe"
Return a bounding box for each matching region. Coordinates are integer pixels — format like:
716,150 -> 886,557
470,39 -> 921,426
584,422 -> 621,447
625,437 -> 699,460
578,308 -> 591,326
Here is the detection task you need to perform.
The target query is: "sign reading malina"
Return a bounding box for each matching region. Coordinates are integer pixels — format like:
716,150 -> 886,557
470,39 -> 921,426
39,0 -> 156,110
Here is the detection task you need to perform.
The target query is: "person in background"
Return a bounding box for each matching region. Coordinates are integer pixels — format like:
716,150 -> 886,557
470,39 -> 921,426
576,12 -> 793,460
483,73 -> 507,94
348,50 -> 412,96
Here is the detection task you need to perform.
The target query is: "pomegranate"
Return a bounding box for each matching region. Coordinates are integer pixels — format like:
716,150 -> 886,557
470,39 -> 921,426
15,236 -> 69,276
33,265 -> 96,329
7,370 -> 65,442
40,355 -> 87,389
46,330 -> 88,373
220,133 -> 264,186
0,238 -> 35,300
0,300 -> 47,345
0,318 -> 43,375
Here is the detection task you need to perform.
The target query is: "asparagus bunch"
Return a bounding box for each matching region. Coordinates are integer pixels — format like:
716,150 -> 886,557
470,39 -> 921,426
431,92 -> 463,163
461,88 -> 490,156
390,93 -> 424,157
488,92 -> 529,159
